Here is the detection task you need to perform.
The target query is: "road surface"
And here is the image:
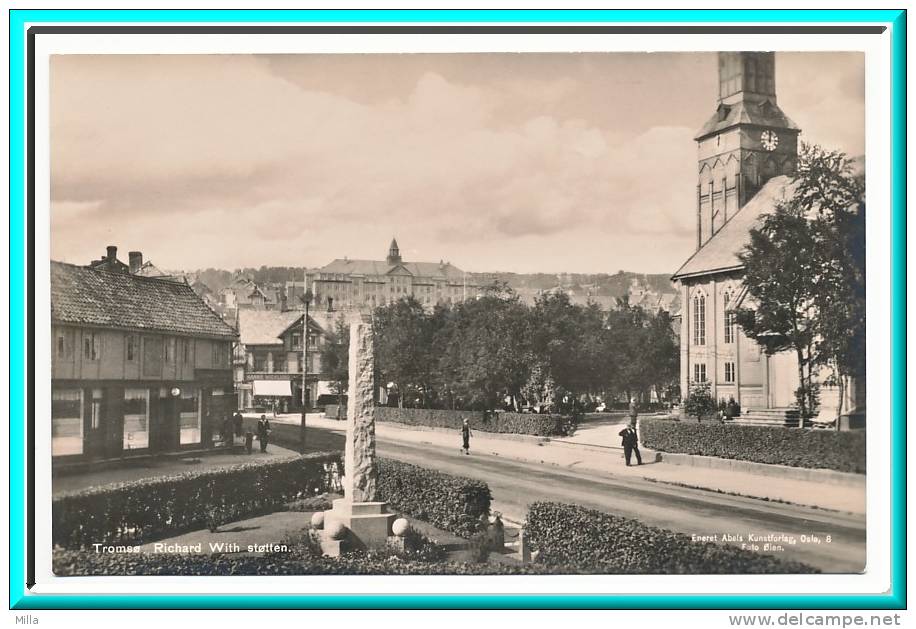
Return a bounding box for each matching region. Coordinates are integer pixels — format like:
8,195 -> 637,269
267,416 -> 866,573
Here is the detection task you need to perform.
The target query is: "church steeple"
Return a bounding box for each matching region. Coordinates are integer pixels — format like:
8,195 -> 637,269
386,237 -> 402,265
693,51 -> 801,250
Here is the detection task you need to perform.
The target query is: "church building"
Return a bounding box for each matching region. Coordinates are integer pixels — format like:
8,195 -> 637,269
672,51 -> 832,425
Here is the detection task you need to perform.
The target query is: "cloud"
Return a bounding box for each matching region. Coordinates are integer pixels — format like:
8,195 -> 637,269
49,52 -> 865,273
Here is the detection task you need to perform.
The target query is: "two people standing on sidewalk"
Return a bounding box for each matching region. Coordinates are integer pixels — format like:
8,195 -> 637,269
618,397 -> 643,466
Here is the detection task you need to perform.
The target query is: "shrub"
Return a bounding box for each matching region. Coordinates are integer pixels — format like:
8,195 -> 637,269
376,459 -> 491,537
525,502 -> 818,574
375,406 -> 576,437
683,381 -> 717,421
52,548 -> 568,576
52,453 -> 343,549
381,527 -> 446,563
639,418 -> 866,473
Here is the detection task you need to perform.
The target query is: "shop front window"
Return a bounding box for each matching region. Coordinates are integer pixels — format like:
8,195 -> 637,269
123,388 -> 150,450
179,388 -> 201,445
52,389 -> 83,456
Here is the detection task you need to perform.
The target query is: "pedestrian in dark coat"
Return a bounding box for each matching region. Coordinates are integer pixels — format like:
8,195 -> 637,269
460,418 -> 472,455
726,396 -> 741,420
618,421 -> 642,466
233,410 -> 243,437
221,414 -> 233,448
257,415 -> 271,453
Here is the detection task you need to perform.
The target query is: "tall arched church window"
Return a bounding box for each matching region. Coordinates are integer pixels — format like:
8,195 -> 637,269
693,292 -> 706,346
723,291 -> 736,344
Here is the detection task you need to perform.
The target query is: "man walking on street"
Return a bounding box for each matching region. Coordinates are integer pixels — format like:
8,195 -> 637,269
619,419 -> 642,466
257,414 -> 271,453
460,418 -> 472,455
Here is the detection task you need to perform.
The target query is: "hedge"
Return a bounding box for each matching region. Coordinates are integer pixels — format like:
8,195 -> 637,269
51,548 -> 563,576
54,455 -> 490,548
639,418 -> 866,473
52,453 -> 343,549
525,502 -> 818,574
376,459 -> 491,538
375,406 -> 576,437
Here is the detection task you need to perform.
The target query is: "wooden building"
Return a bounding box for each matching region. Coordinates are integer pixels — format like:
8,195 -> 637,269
50,259 -> 238,462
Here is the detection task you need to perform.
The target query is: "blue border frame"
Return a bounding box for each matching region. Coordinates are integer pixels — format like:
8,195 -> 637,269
9,8 -> 906,610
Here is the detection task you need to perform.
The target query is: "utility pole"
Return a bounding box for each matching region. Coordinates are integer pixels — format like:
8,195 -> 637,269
300,274 -> 313,454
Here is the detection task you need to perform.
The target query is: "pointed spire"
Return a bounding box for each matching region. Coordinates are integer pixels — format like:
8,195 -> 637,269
387,237 -> 402,265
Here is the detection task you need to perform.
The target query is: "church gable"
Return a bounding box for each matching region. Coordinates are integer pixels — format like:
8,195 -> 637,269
673,175 -> 796,280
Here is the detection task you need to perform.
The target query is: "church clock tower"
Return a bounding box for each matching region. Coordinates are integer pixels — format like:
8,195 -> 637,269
694,51 -> 800,249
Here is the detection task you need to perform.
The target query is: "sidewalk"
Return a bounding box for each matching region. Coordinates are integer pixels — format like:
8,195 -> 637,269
52,443 -> 300,496
302,414 -> 865,515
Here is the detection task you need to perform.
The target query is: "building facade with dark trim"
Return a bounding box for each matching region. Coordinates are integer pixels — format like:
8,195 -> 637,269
50,258 -> 238,463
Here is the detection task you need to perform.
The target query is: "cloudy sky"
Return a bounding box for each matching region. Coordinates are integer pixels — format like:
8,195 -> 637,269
50,51 -> 864,274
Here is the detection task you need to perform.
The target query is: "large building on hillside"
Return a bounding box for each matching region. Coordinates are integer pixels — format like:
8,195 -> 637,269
304,238 -> 481,313
671,51 -> 860,425
51,252 -> 238,463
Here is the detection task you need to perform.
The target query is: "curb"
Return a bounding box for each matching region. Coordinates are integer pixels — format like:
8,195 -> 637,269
655,452 -> 865,487
376,421 -> 552,444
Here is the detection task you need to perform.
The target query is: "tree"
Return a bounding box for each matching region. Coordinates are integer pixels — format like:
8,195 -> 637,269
319,315 -> 350,419
797,145 -> 866,425
436,294 -> 532,410
373,297 -> 435,408
644,308 -> 680,404
735,204 -> 822,419
530,293 -> 607,400
735,143 -> 865,422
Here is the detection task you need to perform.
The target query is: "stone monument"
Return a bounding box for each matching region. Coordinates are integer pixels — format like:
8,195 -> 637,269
320,314 -> 395,556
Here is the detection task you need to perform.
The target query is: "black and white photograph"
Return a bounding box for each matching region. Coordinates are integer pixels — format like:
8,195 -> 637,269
47,47 -> 868,579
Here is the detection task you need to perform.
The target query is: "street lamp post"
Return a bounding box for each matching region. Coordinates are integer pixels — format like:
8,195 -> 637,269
300,285 -> 313,454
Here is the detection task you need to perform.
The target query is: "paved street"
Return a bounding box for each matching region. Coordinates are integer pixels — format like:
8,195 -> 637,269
376,439 -> 865,573
55,412 -> 865,573
268,413 -> 865,573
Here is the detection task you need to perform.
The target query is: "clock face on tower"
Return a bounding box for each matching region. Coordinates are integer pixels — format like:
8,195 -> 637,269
760,130 -> 779,151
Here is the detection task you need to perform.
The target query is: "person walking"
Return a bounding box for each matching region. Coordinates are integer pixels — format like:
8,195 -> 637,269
233,410 -> 243,439
256,414 -> 271,453
460,418 -> 472,455
221,413 -> 233,448
618,420 -> 642,466
628,396 -> 639,423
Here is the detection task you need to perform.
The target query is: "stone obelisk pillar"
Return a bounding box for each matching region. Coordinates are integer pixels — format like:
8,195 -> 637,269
320,314 -> 394,555
344,314 -> 377,501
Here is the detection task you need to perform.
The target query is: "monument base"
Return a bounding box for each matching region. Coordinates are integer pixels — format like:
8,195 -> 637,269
321,498 -> 396,553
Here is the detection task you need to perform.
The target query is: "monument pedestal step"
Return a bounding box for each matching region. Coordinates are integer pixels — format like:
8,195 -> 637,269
322,499 -> 396,553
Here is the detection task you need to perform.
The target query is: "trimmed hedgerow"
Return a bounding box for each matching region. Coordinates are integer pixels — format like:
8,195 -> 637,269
52,548 -> 563,576
639,418 -> 865,474
525,502 -> 818,574
52,453 -> 343,549
375,406 -> 576,437
376,459 -> 491,538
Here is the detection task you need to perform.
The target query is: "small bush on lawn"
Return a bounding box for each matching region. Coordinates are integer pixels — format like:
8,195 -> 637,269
53,453 -> 343,549
639,418 -> 865,473
281,493 -> 337,512
375,406 -> 576,437
376,459 -> 491,538
379,527 -> 446,563
52,549 -> 565,576
525,502 -> 818,574
683,381 -> 717,421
